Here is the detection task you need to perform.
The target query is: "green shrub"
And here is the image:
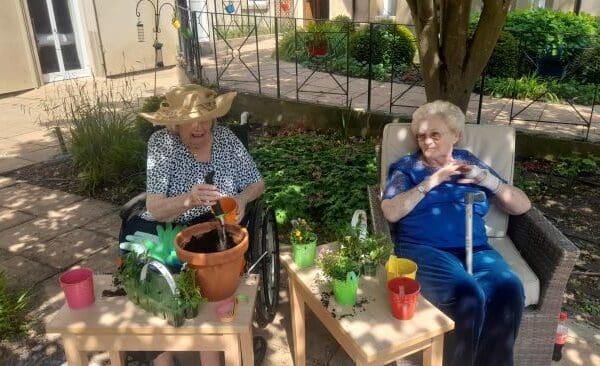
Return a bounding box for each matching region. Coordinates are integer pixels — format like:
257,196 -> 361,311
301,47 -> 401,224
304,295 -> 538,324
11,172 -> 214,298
251,133 -> 377,237
0,272 -> 29,341
486,31 -> 520,78
568,44 -> 600,84
135,95 -> 165,141
329,15 -> 356,34
350,22 -> 416,68
482,75 -> 598,105
503,9 -> 599,62
350,26 -> 385,64
70,107 -> 146,193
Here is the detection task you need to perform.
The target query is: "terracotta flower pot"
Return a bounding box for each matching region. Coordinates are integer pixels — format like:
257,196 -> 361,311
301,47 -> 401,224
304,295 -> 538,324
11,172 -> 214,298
175,221 -> 248,301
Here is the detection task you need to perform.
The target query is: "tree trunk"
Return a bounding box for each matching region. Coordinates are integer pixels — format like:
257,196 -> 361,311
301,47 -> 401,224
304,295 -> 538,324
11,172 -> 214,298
406,0 -> 511,112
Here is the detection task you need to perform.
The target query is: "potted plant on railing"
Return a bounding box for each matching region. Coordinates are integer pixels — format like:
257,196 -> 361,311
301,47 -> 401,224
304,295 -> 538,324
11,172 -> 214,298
306,29 -> 328,57
290,218 -> 318,269
317,248 -> 360,306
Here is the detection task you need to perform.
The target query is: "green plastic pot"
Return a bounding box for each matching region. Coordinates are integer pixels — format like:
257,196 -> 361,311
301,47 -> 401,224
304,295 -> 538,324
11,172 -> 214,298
292,241 -> 317,268
333,271 -> 359,306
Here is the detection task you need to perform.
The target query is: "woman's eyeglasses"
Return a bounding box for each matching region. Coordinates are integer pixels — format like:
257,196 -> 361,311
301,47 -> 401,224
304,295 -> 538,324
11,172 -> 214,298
416,130 -> 447,142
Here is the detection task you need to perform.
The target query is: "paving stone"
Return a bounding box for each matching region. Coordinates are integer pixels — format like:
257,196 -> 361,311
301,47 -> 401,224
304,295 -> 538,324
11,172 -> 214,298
0,156 -> 33,174
46,198 -> 118,227
0,255 -> 56,290
20,146 -> 61,163
0,176 -> 18,189
0,208 -> 34,231
78,242 -> 120,274
0,183 -> 84,216
6,130 -> 58,147
20,229 -> 114,270
29,272 -> 66,325
0,217 -> 76,253
82,212 -> 122,239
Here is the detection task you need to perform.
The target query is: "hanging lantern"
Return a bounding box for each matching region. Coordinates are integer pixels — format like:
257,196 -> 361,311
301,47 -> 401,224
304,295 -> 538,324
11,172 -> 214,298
137,20 -> 145,42
171,17 -> 181,29
225,1 -> 236,14
154,41 -> 164,68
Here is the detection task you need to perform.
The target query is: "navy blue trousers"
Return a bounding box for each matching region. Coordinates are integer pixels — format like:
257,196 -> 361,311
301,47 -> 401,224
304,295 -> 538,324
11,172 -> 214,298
397,243 -> 525,366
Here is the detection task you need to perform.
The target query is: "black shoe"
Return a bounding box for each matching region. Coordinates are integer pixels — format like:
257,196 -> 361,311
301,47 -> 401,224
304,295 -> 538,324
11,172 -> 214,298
253,336 -> 267,366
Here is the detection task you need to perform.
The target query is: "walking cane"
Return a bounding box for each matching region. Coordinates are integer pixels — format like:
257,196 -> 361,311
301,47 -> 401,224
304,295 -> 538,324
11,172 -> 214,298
465,192 -> 486,275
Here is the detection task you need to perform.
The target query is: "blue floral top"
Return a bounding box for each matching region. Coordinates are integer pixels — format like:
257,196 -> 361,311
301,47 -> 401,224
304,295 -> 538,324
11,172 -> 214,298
383,149 -> 506,250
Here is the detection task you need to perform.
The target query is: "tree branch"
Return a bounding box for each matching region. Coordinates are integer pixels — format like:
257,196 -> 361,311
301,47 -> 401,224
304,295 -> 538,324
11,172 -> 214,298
441,1 -> 471,76
464,0 -> 511,85
406,0 -> 443,99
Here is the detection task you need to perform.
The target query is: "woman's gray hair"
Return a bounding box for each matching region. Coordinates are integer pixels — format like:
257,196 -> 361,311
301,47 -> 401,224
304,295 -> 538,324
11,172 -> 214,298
410,100 -> 465,137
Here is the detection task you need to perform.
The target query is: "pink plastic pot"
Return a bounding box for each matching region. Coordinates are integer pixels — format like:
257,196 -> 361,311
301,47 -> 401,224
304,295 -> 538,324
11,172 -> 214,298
387,277 -> 420,320
59,268 -> 95,309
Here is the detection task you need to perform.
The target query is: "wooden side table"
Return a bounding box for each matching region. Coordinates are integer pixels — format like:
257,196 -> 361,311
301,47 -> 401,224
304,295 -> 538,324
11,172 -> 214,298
281,245 -> 455,366
47,274 -> 258,366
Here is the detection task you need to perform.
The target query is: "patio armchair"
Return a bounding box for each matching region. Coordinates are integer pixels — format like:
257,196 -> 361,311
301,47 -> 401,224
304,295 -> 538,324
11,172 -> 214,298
367,123 -> 579,366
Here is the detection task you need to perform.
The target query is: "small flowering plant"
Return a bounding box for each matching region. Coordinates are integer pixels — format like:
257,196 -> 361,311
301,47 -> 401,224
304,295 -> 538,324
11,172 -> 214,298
317,248 -> 360,281
338,227 -> 392,267
290,218 -> 317,246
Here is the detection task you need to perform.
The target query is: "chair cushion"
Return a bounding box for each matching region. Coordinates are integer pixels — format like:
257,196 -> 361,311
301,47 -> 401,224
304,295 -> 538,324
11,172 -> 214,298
380,123 -> 515,238
489,237 -> 540,307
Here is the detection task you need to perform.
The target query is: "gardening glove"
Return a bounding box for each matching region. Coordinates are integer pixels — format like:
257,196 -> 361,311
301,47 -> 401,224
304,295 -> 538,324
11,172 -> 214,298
463,165 -> 501,193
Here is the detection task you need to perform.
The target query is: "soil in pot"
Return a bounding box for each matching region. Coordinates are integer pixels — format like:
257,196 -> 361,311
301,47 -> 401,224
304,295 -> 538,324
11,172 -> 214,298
184,230 -> 236,253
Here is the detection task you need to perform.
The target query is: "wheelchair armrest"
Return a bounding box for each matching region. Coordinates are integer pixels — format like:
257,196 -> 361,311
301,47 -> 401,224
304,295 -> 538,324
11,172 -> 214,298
120,192 -> 147,221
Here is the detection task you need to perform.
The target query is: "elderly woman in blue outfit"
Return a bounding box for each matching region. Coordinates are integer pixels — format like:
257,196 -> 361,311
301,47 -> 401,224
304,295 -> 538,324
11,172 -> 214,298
122,85 -> 266,366
381,100 -> 531,366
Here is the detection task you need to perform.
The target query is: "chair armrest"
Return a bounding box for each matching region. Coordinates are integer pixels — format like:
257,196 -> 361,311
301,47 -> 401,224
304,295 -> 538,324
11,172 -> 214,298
367,185 -> 392,240
508,206 -> 579,313
120,192 -> 147,220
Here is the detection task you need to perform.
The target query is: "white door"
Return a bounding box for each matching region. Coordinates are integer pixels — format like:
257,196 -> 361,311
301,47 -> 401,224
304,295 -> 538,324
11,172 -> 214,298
27,0 -> 90,82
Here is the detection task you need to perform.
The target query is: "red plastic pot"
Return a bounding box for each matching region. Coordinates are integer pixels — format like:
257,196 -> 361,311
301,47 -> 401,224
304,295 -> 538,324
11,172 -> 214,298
307,42 -> 328,57
59,267 -> 95,309
387,277 -> 420,320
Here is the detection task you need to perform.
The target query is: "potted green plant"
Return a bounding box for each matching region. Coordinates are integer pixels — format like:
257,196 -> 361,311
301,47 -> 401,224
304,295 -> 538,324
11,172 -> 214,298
290,218 -> 318,268
306,23 -> 328,57
175,266 -> 205,319
317,249 -> 360,306
338,228 -> 392,277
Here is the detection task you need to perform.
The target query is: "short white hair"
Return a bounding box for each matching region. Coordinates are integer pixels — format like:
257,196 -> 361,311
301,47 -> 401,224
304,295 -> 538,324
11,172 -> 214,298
410,100 -> 465,137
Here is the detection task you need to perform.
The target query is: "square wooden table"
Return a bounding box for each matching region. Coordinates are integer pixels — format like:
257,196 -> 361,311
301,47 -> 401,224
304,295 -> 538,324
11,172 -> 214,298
281,245 -> 455,366
47,274 -> 258,366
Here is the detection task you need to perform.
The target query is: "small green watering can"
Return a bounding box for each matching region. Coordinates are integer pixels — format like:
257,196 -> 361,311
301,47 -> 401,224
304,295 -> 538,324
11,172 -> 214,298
333,271 -> 359,306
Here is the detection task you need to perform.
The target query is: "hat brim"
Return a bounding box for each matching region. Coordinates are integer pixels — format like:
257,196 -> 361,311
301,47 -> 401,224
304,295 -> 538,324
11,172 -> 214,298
139,91 -> 237,126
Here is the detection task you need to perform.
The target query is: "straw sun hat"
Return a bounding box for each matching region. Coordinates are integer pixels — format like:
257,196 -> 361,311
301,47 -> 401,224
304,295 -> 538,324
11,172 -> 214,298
139,84 -> 237,126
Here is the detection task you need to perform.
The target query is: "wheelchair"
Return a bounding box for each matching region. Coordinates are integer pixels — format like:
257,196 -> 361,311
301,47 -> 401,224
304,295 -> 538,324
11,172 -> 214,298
118,118 -> 280,328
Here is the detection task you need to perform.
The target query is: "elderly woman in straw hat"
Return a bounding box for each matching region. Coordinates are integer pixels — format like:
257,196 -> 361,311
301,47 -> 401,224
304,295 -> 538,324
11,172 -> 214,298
123,85 -> 266,366
381,100 -> 531,366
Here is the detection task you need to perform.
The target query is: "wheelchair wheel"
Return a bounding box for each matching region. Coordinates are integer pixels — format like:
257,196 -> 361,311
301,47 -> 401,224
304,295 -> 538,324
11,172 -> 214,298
249,201 -> 280,328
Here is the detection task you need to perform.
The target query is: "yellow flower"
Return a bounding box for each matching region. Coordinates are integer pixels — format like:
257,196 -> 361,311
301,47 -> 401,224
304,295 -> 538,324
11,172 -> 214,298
295,230 -> 301,237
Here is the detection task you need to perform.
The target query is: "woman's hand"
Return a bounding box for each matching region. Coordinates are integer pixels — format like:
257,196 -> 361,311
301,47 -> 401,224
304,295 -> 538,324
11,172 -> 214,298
233,196 -> 246,224
189,184 -> 221,207
427,161 -> 468,190
457,165 -> 501,192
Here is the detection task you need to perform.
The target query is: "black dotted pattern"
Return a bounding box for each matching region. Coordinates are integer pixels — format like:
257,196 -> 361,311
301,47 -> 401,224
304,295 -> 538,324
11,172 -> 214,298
141,126 -> 262,224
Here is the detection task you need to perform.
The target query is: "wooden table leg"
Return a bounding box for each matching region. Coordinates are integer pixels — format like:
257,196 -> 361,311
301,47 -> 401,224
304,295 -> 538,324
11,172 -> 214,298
423,334 -> 444,366
223,334 -> 242,366
289,276 -> 306,366
108,351 -> 124,366
63,336 -> 88,366
239,326 -> 254,366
